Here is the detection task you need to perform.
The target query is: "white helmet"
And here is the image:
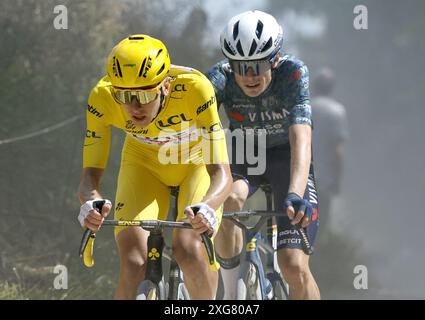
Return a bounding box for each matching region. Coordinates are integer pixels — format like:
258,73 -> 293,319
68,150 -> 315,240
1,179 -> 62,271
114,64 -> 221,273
220,10 -> 283,61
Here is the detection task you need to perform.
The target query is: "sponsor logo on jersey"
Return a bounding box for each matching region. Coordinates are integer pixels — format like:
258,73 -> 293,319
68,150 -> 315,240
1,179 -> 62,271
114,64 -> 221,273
156,113 -> 193,128
239,123 -> 285,136
231,104 -> 256,109
87,105 -> 104,118
290,70 -> 302,82
196,96 -> 216,115
85,130 -> 102,139
201,122 -> 223,134
307,174 -> 318,205
125,120 -> 148,134
130,124 -> 199,146
278,238 -> 301,245
229,111 -> 245,122
278,229 -> 302,245
279,229 -> 300,236
312,208 -> 318,222
247,109 -> 290,122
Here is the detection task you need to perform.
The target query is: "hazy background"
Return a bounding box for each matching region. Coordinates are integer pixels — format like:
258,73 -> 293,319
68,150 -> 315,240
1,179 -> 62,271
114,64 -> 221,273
0,0 -> 424,299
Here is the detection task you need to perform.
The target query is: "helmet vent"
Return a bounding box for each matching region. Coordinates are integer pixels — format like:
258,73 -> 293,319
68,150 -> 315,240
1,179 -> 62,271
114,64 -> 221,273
223,40 -> 235,56
115,58 -> 123,77
248,39 -> 257,56
156,49 -> 163,57
128,36 -> 144,40
232,21 -> 239,40
236,40 -> 245,57
156,63 -> 165,76
255,20 -> 264,39
138,57 -> 147,77
259,37 -> 272,53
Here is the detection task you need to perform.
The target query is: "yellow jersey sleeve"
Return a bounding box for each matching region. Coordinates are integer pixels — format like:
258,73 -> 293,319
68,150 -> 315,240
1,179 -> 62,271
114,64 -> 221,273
192,75 -> 229,165
83,84 -> 113,168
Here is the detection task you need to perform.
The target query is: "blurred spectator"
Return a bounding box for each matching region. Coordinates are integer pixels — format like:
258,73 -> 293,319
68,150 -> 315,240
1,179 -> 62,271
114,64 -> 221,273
311,68 -> 349,230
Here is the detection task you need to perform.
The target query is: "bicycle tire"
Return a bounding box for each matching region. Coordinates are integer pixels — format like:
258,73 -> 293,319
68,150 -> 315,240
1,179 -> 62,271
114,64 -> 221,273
178,283 -> 190,300
137,280 -> 165,300
147,287 -> 157,300
236,263 -> 262,300
271,277 -> 289,300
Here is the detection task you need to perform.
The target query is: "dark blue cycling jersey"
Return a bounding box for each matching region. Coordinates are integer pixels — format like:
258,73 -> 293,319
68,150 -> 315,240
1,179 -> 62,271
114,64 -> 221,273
206,55 -> 312,148
206,55 -> 319,251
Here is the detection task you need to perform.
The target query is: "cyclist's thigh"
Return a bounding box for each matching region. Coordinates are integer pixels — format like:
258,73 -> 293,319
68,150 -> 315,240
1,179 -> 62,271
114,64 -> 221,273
230,164 -> 261,198
176,164 -> 221,271
224,178 -> 250,210
176,164 -> 219,222
114,152 -> 170,239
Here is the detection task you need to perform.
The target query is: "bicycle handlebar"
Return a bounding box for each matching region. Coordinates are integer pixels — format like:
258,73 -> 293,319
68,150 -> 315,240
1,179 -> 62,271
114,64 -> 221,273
190,206 -> 216,266
102,219 -> 193,229
79,202 -> 216,267
78,200 -> 104,266
223,210 -> 277,218
223,209 -> 313,255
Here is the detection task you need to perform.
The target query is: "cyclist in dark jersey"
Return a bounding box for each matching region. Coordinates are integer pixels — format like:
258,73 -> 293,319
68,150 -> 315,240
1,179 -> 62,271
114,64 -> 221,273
206,10 -> 320,300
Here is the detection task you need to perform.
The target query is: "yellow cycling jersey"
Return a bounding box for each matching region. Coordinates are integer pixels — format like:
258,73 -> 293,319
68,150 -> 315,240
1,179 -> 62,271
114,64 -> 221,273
83,65 -> 229,170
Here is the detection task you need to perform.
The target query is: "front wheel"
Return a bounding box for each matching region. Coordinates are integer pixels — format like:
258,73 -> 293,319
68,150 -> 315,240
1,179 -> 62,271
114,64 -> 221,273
236,263 -> 261,300
270,277 -> 289,300
136,279 -> 165,300
177,283 -> 190,300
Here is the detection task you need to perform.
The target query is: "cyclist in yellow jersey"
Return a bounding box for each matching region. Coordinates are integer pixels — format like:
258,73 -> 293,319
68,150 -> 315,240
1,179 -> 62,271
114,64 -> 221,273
77,35 -> 232,300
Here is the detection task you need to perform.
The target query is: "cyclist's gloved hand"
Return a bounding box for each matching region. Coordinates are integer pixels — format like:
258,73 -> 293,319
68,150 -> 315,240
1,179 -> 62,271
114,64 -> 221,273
284,193 -> 313,228
78,199 -> 112,231
184,202 -> 219,237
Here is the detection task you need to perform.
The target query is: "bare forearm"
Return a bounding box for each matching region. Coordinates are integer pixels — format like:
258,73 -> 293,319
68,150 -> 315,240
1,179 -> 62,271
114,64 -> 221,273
288,125 -> 312,197
78,168 -> 105,204
202,164 -> 232,210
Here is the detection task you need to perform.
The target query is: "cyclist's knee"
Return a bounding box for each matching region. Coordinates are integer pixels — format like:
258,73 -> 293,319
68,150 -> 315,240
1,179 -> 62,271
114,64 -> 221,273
218,218 -> 238,234
173,233 -> 204,267
119,254 -> 147,282
116,231 -> 148,279
215,219 -> 243,259
224,182 -> 248,212
278,250 -> 311,285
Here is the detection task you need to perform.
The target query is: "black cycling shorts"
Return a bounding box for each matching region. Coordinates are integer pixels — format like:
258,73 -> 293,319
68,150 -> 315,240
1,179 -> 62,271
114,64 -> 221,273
230,143 -> 319,251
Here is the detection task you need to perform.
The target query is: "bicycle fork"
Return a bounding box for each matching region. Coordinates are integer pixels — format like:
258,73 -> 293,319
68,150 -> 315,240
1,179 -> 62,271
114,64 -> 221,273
244,232 -> 273,300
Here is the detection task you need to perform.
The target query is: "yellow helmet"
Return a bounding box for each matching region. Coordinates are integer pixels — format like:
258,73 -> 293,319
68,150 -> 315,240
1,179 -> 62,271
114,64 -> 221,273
106,35 -> 171,89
